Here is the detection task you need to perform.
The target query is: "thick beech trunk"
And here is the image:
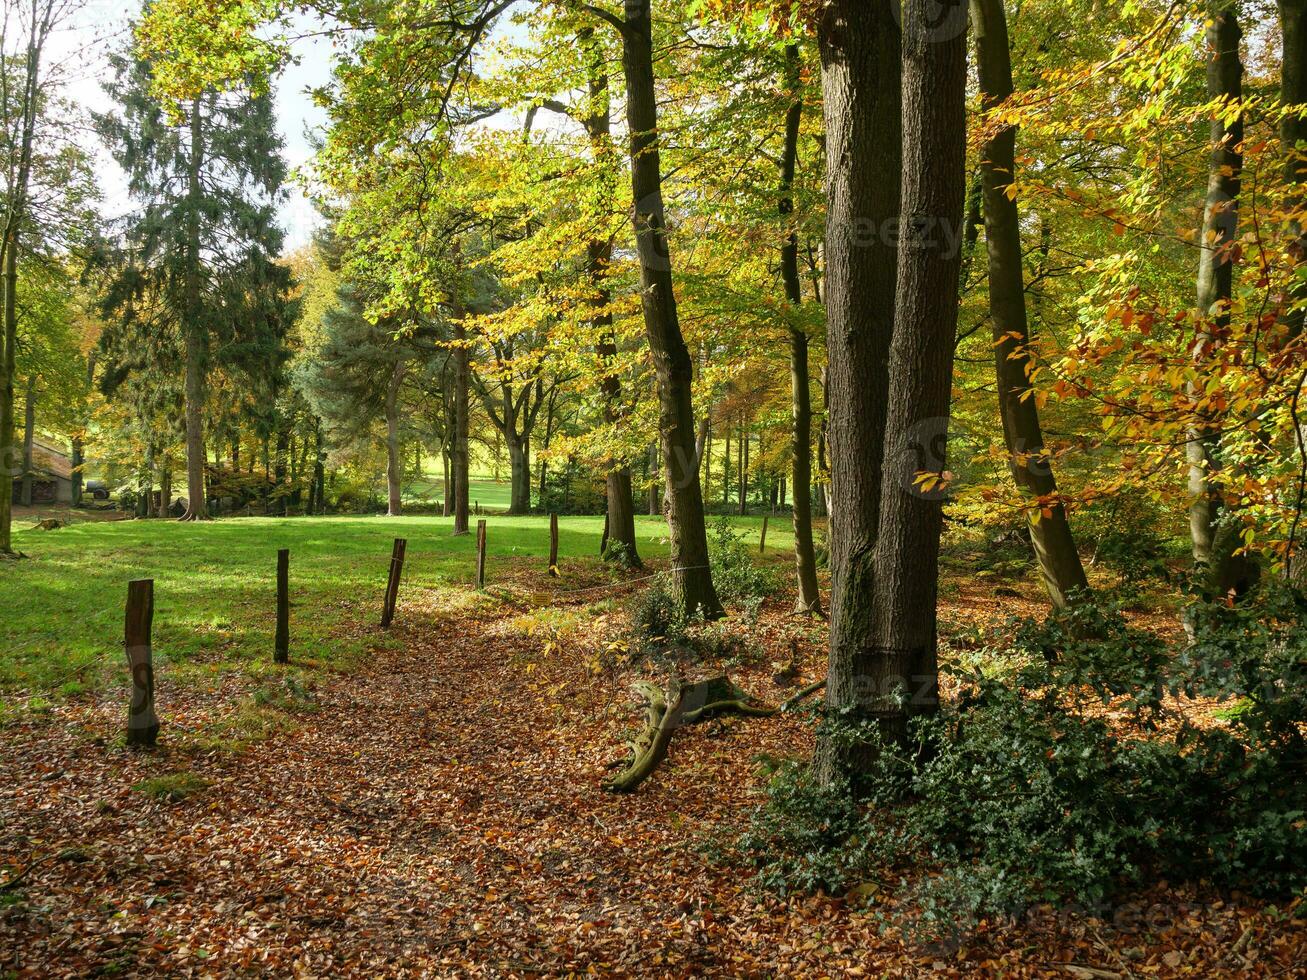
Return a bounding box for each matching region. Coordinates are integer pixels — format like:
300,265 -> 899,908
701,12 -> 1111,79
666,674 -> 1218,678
861,0 -> 968,746
779,43 -> 822,614
1187,6 -> 1244,596
507,433 -> 531,513
618,0 -> 720,616
814,0 -> 902,781
972,0 -> 1089,609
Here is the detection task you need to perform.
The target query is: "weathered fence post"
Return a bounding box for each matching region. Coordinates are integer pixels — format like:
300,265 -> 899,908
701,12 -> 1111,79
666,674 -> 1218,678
125,579 -> 159,748
381,538 -> 407,628
475,500 -> 480,516
476,519 -> 488,587
760,515 -> 769,554
548,513 -> 559,576
275,548 -> 290,663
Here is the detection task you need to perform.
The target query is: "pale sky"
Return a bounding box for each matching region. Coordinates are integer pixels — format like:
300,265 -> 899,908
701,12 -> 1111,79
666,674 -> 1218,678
55,0 -> 334,252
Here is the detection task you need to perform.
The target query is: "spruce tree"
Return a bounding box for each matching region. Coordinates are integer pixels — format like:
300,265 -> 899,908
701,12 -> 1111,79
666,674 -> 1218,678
96,35 -> 287,520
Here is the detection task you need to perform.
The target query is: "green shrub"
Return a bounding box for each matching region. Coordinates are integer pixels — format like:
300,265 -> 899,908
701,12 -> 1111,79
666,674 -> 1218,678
707,516 -> 777,604
631,575 -> 688,646
739,585 -> 1307,937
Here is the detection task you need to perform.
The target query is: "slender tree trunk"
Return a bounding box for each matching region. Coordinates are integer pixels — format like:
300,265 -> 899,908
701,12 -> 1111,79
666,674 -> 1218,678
0,22 -> 44,553
862,0 -> 968,749
453,318 -> 471,535
721,426 -> 731,509
778,48 -> 820,614
618,0 -> 720,616
1187,6 -> 1244,597
972,0 -> 1089,609
1281,1 -> 1307,340
647,443 -> 659,515
702,424 -> 713,506
313,422 -> 326,515
385,361 -> 405,517
181,98 -> 209,520
742,418 -> 752,517
160,457 -> 172,517
274,425 -> 289,517
20,378 -> 34,506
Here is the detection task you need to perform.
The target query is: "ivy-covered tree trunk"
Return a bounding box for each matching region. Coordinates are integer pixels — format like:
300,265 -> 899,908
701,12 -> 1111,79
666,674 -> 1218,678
861,0 -> 969,747
1187,6 -> 1243,596
814,0 -> 902,783
181,99 -> 209,521
779,43 -> 821,615
972,0 -> 1089,610
617,0 -> 720,616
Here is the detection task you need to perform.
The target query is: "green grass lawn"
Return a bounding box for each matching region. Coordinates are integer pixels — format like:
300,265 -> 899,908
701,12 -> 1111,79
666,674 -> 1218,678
1,511 -> 795,718
403,477 -> 517,511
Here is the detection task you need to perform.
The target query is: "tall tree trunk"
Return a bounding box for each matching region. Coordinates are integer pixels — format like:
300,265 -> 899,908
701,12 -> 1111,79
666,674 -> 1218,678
160,457 -> 172,518
778,45 -> 822,615
1187,6 -> 1244,597
274,424 -> 289,517
385,361 -> 405,516
507,432 -> 531,513
647,443 -> 659,515
181,98 -> 209,521
861,0 -> 968,750
452,318 -> 471,535
972,0 -> 1089,609
742,418 -> 752,517
814,0 -> 904,783
20,378 -> 34,506
617,0 -> 720,616
1281,1 -> 1307,340
313,422 -> 326,515
0,18 -> 44,552
722,426 -> 731,509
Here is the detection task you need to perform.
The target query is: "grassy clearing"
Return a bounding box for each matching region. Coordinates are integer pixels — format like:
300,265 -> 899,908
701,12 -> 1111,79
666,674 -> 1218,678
1,511 -> 796,719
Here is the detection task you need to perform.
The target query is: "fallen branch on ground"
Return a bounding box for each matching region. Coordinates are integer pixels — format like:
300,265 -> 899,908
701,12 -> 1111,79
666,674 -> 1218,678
604,674 -> 776,793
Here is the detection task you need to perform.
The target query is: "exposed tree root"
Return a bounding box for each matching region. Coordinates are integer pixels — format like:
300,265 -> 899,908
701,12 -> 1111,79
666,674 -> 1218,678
780,677 -> 826,711
604,674 -> 776,793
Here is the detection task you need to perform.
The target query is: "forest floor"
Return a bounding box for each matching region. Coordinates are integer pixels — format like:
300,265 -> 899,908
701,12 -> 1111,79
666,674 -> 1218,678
1,520 -> 1305,976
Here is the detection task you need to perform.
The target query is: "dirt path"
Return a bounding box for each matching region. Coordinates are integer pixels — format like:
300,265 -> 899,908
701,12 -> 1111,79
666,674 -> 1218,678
2,584 -> 1303,977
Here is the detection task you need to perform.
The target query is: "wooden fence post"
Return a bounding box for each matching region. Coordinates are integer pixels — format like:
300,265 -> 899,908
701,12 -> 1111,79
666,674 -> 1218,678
125,579 -> 159,748
275,549 -> 290,663
475,500 -> 480,516
548,513 -> 559,576
760,515 -> 769,555
381,538 -> 407,628
476,519 -> 488,587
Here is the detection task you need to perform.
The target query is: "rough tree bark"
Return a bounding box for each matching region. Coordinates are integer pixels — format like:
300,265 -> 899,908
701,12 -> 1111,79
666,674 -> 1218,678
779,43 -> 822,614
862,0 -> 969,748
1187,6 -> 1244,598
613,0 -> 720,616
972,0 -> 1089,609
814,0 -> 902,783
